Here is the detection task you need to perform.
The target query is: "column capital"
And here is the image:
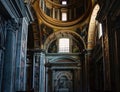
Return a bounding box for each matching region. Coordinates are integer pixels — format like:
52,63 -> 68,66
6,19 -> 19,32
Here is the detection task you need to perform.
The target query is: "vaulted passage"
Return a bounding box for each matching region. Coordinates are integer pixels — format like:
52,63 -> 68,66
0,0 -> 120,92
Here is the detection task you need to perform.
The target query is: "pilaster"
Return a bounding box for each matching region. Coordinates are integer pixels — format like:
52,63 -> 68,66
0,15 -> 6,92
2,19 -> 18,92
33,49 -> 46,92
15,17 -> 29,91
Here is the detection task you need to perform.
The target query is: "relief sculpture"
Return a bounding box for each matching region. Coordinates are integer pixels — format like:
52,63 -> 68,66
54,71 -> 73,92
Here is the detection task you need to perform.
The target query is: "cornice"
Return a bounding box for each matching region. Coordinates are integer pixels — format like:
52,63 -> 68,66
0,0 -> 26,19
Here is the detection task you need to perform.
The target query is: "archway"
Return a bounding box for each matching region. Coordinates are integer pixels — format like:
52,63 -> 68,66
87,4 -> 100,50
44,30 -> 86,52
44,30 -> 85,92
46,57 -> 82,92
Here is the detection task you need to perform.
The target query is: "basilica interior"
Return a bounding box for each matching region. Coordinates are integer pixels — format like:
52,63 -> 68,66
0,0 -> 120,92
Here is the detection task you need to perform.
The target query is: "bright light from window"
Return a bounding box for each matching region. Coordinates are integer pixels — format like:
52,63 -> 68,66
62,1 -> 67,5
59,38 -> 69,53
62,12 -> 67,21
98,23 -> 103,39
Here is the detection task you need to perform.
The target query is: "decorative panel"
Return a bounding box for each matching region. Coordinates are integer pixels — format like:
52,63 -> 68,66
53,70 -> 73,92
33,53 -> 40,92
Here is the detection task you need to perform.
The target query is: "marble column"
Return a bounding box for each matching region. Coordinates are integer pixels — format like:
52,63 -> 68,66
53,8 -> 55,19
2,19 -> 18,92
0,47 -> 5,92
33,50 -> 46,92
0,15 -> 6,92
57,9 -> 60,20
33,52 -> 40,92
82,50 -> 90,92
39,51 -> 46,92
0,49 -> 4,92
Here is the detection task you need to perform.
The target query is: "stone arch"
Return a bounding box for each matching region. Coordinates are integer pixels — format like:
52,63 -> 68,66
55,71 -> 73,80
44,30 -> 86,52
49,56 -> 80,63
87,4 -> 100,50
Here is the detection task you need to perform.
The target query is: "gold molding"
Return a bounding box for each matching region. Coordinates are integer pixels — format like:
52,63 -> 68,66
32,0 -> 93,29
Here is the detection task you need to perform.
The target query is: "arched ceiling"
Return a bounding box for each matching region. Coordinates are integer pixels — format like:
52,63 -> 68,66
87,4 -> 100,50
44,30 -> 86,52
26,0 -> 98,49
31,0 -> 95,30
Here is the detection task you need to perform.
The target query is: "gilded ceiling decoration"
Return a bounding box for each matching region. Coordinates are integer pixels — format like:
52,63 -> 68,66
28,0 -> 97,49
87,4 -> 100,50
31,0 -> 94,29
